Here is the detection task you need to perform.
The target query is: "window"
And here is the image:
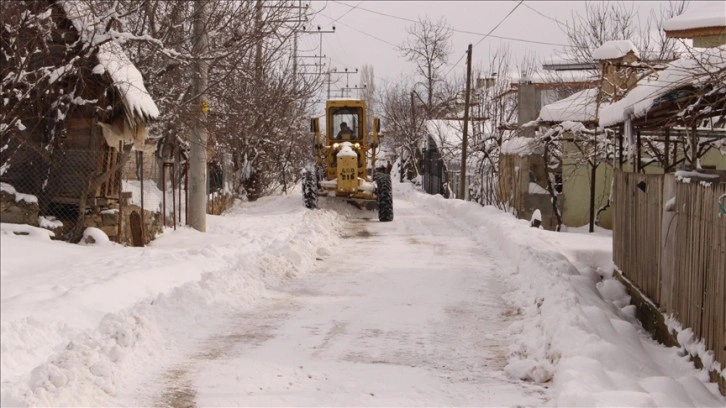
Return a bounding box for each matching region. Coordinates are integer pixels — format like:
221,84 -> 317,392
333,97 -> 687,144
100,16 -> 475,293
331,107 -> 362,140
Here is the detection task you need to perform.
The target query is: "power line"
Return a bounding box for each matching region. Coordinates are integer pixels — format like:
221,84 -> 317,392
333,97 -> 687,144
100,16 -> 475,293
444,0 -> 524,78
330,0 -> 574,48
318,13 -> 399,48
519,0 -> 569,33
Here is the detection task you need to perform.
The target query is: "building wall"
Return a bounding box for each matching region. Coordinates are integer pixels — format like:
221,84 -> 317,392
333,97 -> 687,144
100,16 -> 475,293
701,148 -> 726,170
693,34 -> 726,48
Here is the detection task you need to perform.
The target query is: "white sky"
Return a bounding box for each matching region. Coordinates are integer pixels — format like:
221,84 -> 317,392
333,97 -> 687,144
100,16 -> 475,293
304,1 -> 717,91
1,179 -> 724,406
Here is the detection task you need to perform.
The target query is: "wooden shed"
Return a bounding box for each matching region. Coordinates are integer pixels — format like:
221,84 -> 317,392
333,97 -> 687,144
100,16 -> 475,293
0,0 -> 159,215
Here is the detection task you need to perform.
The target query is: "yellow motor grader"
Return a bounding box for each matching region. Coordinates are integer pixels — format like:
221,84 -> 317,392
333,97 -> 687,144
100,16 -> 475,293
303,99 -> 393,222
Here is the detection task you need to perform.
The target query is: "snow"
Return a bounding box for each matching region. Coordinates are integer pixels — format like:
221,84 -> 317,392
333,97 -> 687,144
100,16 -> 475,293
663,3 -> 726,32
539,88 -> 602,123
96,42 -> 160,120
59,1 -> 159,121
501,136 -> 542,156
592,40 -> 640,61
511,69 -> 598,85
1,182 -> 38,204
600,46 -> 726,127
1,183 -> 724,406
529,182 -> 549,194
336,142 -> 358,158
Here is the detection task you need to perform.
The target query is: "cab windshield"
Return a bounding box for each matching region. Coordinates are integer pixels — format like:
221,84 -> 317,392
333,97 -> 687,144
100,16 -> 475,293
331,107 -> 363,141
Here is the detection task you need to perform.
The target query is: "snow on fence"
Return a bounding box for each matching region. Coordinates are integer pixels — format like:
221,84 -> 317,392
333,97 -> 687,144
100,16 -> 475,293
614,170 -> 726,393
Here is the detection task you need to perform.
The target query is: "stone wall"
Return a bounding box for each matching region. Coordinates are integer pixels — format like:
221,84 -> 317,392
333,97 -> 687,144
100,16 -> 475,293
0,186 -> 39,226
1,184 -> 163,246
207,192 -> 235,215
80,203 -> 162,247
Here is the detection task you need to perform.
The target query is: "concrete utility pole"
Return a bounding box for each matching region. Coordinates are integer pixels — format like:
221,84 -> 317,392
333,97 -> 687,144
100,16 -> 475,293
329,68 -> 358,98
188,0 -> 210,232
458,44 -> 472,201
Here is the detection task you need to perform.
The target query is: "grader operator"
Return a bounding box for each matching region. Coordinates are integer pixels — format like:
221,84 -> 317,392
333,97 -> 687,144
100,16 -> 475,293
302,99 -> 393,222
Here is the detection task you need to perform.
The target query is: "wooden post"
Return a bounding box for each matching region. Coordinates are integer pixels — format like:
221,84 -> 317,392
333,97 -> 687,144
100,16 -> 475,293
636,130 -> 642,173
691,124 -> 697,170
618,125 -> 623,170
162,163 -> 167,226
172,165 -> 177,230
459,43 -> 472,200
664,127 -> 670,171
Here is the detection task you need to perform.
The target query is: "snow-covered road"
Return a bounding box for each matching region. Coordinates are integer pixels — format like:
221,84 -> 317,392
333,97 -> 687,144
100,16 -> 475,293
140,192 -> 547,407
2,182 -> 724,407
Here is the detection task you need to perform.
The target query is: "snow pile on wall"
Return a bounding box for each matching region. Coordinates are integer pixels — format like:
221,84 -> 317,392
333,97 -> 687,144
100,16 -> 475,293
592,40 -> 640,60
501,137 -> 542,157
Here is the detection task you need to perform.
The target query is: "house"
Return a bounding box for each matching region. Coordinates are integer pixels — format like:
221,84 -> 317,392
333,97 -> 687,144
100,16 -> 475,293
535,40 -> 651,230
421,119 -> 484,198
495,67 -> 598,230
662,2 -> 726,48
0,0 -> 160,243
596,7 -> 726,395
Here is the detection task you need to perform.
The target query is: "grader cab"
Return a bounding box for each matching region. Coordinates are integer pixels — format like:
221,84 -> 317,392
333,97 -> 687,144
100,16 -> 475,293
302,99 -> 393,222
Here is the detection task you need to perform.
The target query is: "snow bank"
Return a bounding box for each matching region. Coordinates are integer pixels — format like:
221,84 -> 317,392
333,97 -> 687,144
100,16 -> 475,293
0,194 -> 345,406
395,184 -> 724,407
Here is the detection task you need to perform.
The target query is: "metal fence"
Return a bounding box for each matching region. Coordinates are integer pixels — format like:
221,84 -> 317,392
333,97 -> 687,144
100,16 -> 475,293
613,170 -> 725,392
422,146 -> 447,196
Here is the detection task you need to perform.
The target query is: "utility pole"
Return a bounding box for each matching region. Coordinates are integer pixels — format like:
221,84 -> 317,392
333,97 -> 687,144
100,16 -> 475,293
405,90 -> 415,183
459,44 -> 472,201
329,68 -> 358,98
189,0 -> 210,232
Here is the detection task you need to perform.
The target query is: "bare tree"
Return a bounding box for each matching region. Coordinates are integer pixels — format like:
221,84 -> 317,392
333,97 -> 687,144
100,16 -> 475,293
360,64 -> 376,135
379,75 -> 424,182
121,0 -> 321,200
560,0 -> 687,64
398,17 -> 453,119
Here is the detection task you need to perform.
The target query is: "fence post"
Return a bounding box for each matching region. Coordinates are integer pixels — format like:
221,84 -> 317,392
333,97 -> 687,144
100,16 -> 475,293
185,162 -> 189,225
172,165 -> 177,230
162,162 -> 167,226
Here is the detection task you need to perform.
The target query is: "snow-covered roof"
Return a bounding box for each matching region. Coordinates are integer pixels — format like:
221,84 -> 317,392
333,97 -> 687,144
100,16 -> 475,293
600,46 -> 726,127
426,119 -> 462,151
539,88 -> 603,123
592,40 -> 640,61
662,3 -> 726,32
60,1 -> 159,121
512,70 -> 597,85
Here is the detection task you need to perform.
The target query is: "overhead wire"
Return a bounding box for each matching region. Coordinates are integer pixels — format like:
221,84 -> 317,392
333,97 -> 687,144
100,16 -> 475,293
330,0 -> 575,48
444,0 -> 525,78
519,0 -> 569,33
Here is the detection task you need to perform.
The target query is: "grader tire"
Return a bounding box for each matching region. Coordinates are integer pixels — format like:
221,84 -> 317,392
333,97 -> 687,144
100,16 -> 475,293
302,170 -> 318,209
375,173 -> 393,222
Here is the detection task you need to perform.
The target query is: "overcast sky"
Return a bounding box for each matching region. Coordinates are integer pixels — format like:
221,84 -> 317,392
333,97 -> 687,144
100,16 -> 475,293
303,0 -> 717,96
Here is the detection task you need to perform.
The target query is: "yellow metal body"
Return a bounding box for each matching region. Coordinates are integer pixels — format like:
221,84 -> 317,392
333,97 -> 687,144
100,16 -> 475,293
311,99 -> 381,201
336,154 -> 359,193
